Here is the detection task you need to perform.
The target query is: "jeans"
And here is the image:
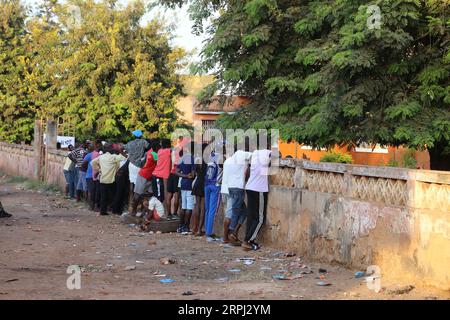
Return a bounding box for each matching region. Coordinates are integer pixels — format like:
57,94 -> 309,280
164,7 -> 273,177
204,184 -> 221,236
228,188 -> 247,231
63,170 -> 76,198
86,178 -> 98,210
77,171 -> 87,191
73,168 -> 80,192
222,193 -> 233,219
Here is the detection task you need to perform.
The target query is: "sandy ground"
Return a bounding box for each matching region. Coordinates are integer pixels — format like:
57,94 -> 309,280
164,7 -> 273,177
0,177 -> 449,300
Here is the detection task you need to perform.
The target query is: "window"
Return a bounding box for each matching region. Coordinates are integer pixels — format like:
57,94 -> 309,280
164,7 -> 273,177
355,142 -> 388,154
202,120 -> 216,143
300,145 -> 327,151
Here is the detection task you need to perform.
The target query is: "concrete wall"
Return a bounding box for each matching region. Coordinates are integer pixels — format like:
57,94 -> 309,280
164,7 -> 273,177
213,160 -> 449,290
263,160 -> 449,290
45,150 -> 67,190
0,142 -> 66,190
0,143 -> 35,178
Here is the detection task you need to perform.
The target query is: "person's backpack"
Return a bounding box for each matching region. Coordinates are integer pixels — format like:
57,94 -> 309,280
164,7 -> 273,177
205,160 -> 219,185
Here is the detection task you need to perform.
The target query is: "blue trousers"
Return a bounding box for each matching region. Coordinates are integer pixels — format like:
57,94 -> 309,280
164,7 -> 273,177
73,168 -> 80,193
228,188 -> 247,231
204,184 -> 221,236
77,170 -> 87,191
63,170 -> 76,198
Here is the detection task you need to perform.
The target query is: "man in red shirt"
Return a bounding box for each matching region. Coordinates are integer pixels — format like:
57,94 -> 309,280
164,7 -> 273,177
165,136 -> 190,220
130,140 -> 160,217
152,138 -> 172,216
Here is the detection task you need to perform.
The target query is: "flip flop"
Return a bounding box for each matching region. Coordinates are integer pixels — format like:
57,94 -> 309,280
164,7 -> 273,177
251,243 -> 261,251
230,240 -> 241,246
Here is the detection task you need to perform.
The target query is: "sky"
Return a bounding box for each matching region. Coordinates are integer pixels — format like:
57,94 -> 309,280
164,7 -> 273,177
22,0 -> 206,63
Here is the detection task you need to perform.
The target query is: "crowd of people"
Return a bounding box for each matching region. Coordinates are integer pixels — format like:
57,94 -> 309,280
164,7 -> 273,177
60,129 -> 273,251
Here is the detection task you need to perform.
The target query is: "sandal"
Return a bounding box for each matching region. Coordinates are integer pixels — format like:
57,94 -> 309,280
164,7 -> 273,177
241,242 -> 253,250
230,240 -> 241,247
251,243 -> 261,251
229,233 -> 241,243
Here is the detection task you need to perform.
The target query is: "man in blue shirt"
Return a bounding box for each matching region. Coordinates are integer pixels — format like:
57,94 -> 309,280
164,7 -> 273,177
176,143 -> 196,234
83,143 -> 100,211
204,152 -> 221,241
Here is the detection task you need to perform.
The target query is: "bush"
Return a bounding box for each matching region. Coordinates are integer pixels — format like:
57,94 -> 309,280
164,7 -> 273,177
320,151 -> 353,164
387,159 -> 399,167
402,149 -> 417,169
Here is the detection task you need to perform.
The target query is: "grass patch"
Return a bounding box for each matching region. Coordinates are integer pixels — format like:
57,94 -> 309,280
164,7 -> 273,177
6,176 -> 29,183
1,172 -> 60,193
24,180 -> 60,193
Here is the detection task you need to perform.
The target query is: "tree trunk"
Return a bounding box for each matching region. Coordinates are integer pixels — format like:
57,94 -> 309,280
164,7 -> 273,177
429,146 -> 450,171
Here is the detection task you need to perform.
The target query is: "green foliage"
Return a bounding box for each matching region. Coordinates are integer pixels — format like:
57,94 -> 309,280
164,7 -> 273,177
388,149 -> 417,168
161,0 -> 450,169
6,175 -> 28,183
0,0 -> 35,143
402,149 -> 417,169
320,151 -> 353,164
24,179 -> 60,193
387,159 -> 399,167
5,173 -> 59,192
0,0 -> 186,143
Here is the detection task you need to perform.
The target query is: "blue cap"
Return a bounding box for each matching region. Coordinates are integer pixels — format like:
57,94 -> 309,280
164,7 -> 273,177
132,130 -> 143,138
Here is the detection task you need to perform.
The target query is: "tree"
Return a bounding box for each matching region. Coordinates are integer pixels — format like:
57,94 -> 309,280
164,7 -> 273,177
0,0 -> 186,143
26,0 -> 63,126
31,0 -> 187,141
162,0 -> 450,170
0,0 -> 34,143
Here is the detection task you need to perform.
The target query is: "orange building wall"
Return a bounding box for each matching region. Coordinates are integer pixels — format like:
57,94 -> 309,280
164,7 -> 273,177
176,96 -> 196,124
278,141 -> 430,169
174,85 -> 431,169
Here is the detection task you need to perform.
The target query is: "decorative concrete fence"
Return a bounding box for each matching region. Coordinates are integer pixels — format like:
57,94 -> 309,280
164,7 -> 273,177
1,141 -> 449,289
0,142 -> 66,190
0,143 -> 35,179
45,149 -> 67,190
264,159 -> 450,290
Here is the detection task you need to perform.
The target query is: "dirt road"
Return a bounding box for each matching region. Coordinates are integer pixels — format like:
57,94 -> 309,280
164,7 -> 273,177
0,177 -> 448,300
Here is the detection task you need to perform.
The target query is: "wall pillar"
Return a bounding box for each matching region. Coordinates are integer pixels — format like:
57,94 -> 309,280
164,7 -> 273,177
294,163 -> 305,189
343,171 -> 353,197
33,120 -> 43,180
46,119 -> 57,150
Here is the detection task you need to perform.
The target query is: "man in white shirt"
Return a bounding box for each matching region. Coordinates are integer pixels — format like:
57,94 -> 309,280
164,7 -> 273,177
220,154 -> 233,243
91,144 -> 127,216
63,145 -> 76,199
226,146 -> 252,244
242,145 -> 272,251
